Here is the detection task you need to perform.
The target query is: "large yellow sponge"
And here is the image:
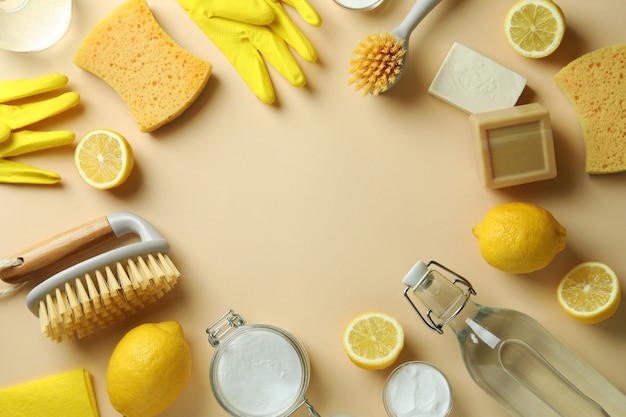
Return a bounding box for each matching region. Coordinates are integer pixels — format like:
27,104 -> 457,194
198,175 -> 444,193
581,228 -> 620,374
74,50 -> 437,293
75,0 -> 212,132
554,44 -> 626,174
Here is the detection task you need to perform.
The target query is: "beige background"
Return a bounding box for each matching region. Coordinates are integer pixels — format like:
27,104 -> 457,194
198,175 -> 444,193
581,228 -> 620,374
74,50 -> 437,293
1,0 -> 625,416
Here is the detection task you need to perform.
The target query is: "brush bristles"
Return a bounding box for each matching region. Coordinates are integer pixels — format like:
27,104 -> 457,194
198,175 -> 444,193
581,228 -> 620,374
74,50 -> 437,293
38,253 -> 180,342
349,32 -> 406,96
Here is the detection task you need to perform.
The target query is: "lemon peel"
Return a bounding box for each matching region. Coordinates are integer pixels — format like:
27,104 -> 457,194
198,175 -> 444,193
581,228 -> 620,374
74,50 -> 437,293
106,321 -> 192,417
473,202 -> 566,273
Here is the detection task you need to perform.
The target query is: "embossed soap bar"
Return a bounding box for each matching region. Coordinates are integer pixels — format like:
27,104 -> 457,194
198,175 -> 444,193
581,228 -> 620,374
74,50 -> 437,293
429,42 -> 527,114
469,103 -> 557,189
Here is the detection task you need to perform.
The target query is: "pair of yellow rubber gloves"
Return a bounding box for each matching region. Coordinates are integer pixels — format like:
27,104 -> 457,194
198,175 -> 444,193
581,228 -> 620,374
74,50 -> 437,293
0,74 -> 79,185
177,0 -> 322,104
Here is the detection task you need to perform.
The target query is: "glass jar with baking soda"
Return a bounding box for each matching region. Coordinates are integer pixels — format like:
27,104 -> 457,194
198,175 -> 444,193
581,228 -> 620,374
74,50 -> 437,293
206,310 -> 320,417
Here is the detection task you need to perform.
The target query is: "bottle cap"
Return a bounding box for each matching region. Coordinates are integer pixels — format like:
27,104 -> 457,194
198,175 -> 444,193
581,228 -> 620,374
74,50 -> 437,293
402,260 -> 429,287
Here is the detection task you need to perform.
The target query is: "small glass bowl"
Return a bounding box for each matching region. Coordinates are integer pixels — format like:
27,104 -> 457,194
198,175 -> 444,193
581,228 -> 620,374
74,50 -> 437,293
332,0 -> 384,12
383,361 -> 453,417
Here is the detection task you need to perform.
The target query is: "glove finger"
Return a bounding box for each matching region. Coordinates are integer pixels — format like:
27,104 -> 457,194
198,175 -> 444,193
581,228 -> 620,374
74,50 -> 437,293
203,19 -> 276,104
0,122 -> 10,143
230,45 -> 277,104
0,92 -> 80,130
0,159 -> 61,185
250,28 -> 307,88
178,0 -> 274,25
0,74 -> 68,103
267,1 -> 318,62
0,130 -> 75,158
277,0 -> 322,27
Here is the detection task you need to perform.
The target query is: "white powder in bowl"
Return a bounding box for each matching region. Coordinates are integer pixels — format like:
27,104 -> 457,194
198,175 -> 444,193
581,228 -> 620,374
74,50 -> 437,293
212,327 -> 306,417
332,0 -> 384,12
384,362 -> 452,417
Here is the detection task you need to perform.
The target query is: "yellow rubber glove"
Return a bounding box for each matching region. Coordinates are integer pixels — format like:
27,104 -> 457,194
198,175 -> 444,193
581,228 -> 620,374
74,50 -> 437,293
0,74 -> 79,184
178,0 -> 322,104
0,74 -> 79,142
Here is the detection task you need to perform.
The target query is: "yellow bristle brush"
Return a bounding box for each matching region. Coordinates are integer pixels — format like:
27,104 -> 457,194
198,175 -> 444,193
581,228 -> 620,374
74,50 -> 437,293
349,0 -> 442,96
0,212 -> 180,342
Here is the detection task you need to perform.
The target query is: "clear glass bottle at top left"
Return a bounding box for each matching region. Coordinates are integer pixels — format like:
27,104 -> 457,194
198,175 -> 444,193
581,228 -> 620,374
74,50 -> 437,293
402,260 -> 626,417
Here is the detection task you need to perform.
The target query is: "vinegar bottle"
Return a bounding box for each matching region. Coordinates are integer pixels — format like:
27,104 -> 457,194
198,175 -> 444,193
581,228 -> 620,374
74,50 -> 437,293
401,260 -> 626,417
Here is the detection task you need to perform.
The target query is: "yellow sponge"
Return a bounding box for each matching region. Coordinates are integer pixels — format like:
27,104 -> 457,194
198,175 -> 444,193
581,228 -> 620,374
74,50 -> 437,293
554,44 -> 626,174
75,0 -> 212,132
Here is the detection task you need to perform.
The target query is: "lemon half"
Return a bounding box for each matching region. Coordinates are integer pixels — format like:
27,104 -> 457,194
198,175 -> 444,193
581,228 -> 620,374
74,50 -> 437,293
558,262 -> 621,324
75,129 -> 134,190
504,0 -> 565,58
342,312 -> 404,370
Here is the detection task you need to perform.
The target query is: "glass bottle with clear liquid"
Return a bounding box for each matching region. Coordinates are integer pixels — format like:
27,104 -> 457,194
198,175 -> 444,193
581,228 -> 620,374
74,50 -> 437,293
402,260 -> 626,417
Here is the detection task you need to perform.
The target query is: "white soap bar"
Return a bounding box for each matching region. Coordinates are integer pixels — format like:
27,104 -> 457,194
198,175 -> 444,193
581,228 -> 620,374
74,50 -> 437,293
429,42 -> 527,114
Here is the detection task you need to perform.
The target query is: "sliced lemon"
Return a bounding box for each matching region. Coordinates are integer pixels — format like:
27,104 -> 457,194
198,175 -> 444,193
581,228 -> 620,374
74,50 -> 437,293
557,262 -> 621,324
75,129 -> 134,190
504,0 -> 565,58
342,312 -> 404,370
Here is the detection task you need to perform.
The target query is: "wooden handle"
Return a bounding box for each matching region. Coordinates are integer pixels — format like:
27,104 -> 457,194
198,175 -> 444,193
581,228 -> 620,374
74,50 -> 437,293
0,216 -> 118,285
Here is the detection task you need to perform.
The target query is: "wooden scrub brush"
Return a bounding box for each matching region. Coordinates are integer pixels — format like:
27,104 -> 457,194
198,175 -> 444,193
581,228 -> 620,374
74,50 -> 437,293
0,212 -> 180,342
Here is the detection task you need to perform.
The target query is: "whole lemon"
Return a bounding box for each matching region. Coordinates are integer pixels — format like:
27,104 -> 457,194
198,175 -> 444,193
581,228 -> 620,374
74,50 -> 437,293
106,321 -> 192,417
472,202 -> 567,274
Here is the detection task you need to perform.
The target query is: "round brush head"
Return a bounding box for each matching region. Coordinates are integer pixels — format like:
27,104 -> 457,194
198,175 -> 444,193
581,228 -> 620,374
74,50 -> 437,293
349,32 -> 406,96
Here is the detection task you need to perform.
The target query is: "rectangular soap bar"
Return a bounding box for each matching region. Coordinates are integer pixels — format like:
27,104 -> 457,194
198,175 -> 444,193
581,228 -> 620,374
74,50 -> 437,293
429,42 -> 527,114
469,103 -> 557,189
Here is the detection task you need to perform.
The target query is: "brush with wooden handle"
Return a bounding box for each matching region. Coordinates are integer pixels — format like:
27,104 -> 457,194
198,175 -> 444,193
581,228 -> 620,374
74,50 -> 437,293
0,212 -> 180,342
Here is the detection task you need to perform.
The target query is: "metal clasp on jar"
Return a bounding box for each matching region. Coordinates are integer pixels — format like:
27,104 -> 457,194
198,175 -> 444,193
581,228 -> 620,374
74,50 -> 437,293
206,309 -> 245,347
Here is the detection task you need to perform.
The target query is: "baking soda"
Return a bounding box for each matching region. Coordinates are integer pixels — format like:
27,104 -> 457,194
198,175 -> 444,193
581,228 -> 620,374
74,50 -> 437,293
214,328 -> 305,417
333,0 -> 384,12
384,362 -> 452,417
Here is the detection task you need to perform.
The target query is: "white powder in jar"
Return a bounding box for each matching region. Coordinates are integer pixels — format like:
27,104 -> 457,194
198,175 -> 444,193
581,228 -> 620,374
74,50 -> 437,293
213,327 -> 306,417
384,362 -> 452,417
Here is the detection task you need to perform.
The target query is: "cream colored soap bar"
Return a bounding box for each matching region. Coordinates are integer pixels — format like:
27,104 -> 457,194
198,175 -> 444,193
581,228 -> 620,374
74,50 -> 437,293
429,42 -> 527,114
469,103 -> 556,189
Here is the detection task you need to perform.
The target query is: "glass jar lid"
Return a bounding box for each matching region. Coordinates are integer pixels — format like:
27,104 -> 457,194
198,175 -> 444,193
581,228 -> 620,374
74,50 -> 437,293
210,324 -> 311,417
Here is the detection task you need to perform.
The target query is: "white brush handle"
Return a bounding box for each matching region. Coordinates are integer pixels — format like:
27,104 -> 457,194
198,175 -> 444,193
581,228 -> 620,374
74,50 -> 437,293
0,212 -> 166,285
393,0 -> 442,40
